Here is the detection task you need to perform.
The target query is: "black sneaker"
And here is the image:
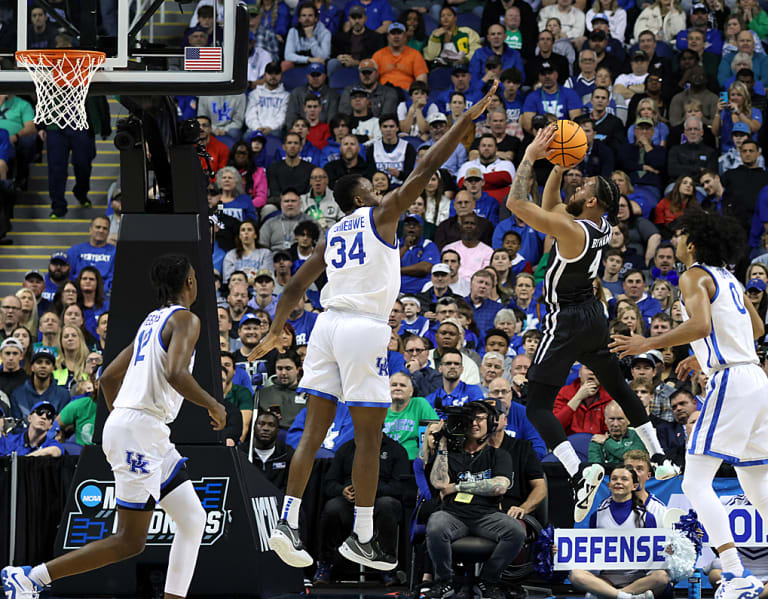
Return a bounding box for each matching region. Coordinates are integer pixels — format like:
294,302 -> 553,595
475,580 -> 508,599
338,532 -> 397,571
420,579 -> 455,598
268,519 -> 313,568
572,463 -> 605,523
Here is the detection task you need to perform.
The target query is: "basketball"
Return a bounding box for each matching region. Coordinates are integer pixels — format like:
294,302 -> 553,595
547,120 -> 588,168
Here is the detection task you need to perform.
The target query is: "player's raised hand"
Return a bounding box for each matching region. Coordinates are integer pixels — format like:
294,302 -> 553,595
523,122 -> 558,162
608,333 -> 650,359
247,331 -> 280,361
465,80 -> 500,121
675,354 -> 701,380
209,402 -> 227,431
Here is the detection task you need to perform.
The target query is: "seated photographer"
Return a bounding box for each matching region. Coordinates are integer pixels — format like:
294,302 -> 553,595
313,431 -> 409,584
568,465 -> 670,599
423,401 -> 526,599
0,400 -> 64,457
483,397 -> 547,520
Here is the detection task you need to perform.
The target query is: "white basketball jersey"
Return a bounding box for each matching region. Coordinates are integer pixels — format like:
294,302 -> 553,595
373,139 -> 408,185
680,264 -> 758,375
320,206 -> 400,320
113,305 -> 195,423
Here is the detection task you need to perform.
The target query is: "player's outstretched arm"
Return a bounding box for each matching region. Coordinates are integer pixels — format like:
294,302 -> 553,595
609,268 -> 714,358
505,126 -> 582,248
248,239 -> 327,362
164,310 -> 226,430
376,81 -> 499,226
541,163 -> 567,214
100,343 -> 134,412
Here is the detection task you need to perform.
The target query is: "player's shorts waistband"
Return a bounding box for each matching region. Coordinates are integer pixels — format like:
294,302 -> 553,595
708,360 -> 759,373
326,307 -> 388,323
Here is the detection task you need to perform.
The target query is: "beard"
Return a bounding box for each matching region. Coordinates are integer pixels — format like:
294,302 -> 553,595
566,196 -> 586,216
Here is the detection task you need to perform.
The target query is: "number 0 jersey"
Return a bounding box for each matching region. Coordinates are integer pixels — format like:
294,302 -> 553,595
320,206 -> 400,320
681,264 -> 759,375
112,305 -> 195,423
542,216 -> 611,306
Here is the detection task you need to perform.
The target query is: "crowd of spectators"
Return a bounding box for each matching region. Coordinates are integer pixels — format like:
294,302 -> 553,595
2,0 -> 768,594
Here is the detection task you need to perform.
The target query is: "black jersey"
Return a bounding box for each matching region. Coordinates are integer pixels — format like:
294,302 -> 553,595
542,216 -> 611,306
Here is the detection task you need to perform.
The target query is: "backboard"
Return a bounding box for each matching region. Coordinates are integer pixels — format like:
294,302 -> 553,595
0,0 -> 249,95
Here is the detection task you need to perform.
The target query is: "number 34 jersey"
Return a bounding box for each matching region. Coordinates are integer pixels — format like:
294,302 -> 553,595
112,305 -> 195,423
320,206 -> 400,321
542,215 -> 611,307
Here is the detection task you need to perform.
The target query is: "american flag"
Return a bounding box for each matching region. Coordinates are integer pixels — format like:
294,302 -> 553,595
184,46 -> 223,71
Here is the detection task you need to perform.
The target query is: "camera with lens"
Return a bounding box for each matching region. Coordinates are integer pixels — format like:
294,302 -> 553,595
434,405 -> 475,452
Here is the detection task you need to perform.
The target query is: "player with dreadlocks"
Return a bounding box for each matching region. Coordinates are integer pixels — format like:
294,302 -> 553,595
611,211 -> 768,599
504,125 -> 676,524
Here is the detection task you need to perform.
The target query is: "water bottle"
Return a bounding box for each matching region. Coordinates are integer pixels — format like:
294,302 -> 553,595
688,570 -> 701,599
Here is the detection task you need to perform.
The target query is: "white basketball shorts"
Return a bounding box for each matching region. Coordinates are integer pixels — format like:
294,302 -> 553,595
688,363 -> 768,466
297,309 -> 392,407
102,407 -> 186,509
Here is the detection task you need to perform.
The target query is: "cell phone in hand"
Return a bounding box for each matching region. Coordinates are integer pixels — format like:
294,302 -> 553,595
720,91 -> 729,104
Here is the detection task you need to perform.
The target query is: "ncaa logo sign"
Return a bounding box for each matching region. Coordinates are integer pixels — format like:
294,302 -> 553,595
80,485 -> 102,508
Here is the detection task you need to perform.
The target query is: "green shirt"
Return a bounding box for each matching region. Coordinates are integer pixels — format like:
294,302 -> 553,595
384,396 -> 438,459
0,96 -> 35,136
225,383 -> 253,411
505,29 -> 522,51
58,395 -> 97,446
588,428 -> 646,467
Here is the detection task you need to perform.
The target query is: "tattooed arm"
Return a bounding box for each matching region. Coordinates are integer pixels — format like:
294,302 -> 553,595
506,126 -> 585,258
456,476 -> 511,496
430,437 -> 453,490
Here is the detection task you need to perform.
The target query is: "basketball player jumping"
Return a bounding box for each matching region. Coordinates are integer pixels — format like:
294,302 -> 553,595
2,255 -> 227,599
249,83 -> 500,571
505,126 -> 677,523
610,211 -> 768,599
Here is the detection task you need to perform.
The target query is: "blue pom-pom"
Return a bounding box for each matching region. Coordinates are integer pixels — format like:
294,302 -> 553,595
674,509 -> 703,557
532,525 -> 568,582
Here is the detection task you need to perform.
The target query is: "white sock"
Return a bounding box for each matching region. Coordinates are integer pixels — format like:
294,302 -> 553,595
635,422 -> 664,456
617,591 -> 632,599
553,441 -> 581,477
353,505 -> 374,544
720,547 -> 744,576
28,564 -> 51,587
281,495 -> 301,528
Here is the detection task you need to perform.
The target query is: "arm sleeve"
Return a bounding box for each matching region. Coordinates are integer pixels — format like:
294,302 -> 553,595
58,402 -> 76,427
222,250 -> 236,282
553,390 -> 576,429
245,94 -> 260,131
275,3 -> 291,38
587,440 -> 604,464
522,417 -> 548,458
284,29 -> 307,64
227,94 -> 246,134
469,51 -> 484,84
423,35 -> 443,62
252,169 -> 268,208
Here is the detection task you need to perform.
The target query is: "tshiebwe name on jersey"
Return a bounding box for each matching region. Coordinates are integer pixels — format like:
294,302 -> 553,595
333,216 -> 366,233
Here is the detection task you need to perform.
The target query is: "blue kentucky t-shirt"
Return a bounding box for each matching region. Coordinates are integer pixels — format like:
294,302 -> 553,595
522,86 -> 582,119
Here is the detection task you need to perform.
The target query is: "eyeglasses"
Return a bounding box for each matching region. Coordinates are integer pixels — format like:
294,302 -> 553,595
33,408 -> 54,420
473,415 -> 488,422
309,175 -> 328,180
404,347 -> 426,354
488,388 -> 511,396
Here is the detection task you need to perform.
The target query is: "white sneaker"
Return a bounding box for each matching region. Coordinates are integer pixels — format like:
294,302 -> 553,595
715,572 -> 764,599
572,463 -> 605,523
632,590 -> 655,599
1,566 -> 44,599
651,454 -> 680,480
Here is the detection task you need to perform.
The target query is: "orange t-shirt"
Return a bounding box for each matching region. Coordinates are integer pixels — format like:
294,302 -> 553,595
372,46 -> 428,90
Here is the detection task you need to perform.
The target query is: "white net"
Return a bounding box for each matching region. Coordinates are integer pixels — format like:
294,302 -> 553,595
15,50 -> 106,130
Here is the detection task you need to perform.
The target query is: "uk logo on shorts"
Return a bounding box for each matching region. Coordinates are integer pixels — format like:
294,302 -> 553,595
376,356 -> 389,376
126,451 -> 150,474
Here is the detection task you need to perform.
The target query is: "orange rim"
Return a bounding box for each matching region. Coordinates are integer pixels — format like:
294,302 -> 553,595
15,49 -> 106,64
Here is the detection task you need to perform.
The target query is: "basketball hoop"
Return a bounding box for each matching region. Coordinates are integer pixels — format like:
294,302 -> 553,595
15,50 -> 106,130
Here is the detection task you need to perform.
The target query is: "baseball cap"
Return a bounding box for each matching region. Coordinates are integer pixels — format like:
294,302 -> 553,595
349,4 -> 366,16
631,351 -> 662,367
589,29 -> 607,40
747,278 -> 767,292
0,337 -> 24,352
31,349 -> 56,364
30,400 -> 56,416
264,61 -> 282,75
632,50 -> 649,61
427,112 -> 448,125
24,269 -> 43,281
50,251 -> 69,264
359,58 -> 378,72
635,117 -> 654,127
308,63 -> 325,75
691,2 -> 708,12
452,64 -> 469,74
732,122 -> 751,135
431,263 -> 451,275
388,21 -> 406,33
591,12 -> 609,22
400,296 -> 421,309
350,86 -> 370,96
273,250 -> 293,263
249,129 -> 267,144
239,313 -> 262,328
253,269 -> 275,282
464,166 -> 483,180
539,61 -> 556,73
403,213 -> 424,226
